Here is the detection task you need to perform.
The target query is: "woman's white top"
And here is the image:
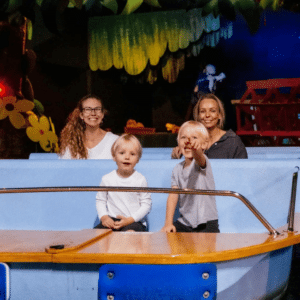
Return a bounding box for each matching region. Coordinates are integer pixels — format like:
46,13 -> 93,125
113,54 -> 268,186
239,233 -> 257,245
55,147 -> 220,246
60,132 -> 119,159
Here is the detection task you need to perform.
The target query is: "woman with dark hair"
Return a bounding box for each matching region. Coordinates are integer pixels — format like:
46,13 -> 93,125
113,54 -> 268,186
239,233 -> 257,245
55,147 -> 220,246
172,93 -> 247,159
59,95 -> 119,159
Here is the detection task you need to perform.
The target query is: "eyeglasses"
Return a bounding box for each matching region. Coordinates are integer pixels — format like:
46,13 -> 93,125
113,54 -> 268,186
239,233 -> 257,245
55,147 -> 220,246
82,107 -> 103,114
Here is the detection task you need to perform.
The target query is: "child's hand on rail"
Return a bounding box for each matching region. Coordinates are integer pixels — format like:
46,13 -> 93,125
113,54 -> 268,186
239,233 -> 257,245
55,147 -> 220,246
161,225 -> 176,233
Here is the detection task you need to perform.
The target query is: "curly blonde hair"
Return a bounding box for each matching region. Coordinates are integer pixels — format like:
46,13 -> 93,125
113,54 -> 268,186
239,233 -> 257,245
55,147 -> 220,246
59,95 -> 106,159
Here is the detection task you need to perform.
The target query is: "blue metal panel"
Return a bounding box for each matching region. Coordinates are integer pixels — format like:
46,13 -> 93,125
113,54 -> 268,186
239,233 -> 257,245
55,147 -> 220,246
98,263 -> 216,300
0,263 -> 9,300
266,246 -> 293,297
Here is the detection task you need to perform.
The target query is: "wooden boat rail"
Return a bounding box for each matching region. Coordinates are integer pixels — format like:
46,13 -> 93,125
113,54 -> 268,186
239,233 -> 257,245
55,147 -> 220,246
0,186 -> 279,236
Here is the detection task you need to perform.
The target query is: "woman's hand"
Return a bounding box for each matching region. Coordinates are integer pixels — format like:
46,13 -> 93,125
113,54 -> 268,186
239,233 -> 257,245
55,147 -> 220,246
161,224 -> 176,233
171,146 -> 182,159
100,215 -> 115,229
114,215 -> 134,230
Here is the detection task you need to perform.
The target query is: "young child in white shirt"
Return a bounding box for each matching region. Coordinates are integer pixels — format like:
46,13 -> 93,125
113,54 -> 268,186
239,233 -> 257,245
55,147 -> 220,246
95,134 -> 152,231
161,120 -> 219,233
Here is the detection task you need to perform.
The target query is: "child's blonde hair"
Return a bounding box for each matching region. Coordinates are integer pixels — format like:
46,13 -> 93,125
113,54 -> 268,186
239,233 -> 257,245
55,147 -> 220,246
177,121 -> 209,149
111,134 -> 143,160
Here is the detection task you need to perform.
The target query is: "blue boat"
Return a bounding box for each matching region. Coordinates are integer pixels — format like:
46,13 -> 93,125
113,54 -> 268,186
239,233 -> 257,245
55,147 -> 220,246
0,156 -> 299,299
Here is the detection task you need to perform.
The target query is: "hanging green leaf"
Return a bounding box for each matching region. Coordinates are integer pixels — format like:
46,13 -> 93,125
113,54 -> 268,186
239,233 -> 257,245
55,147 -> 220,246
203,0 -> 219,17
236,0 -> 261,34
69,0 -> 84,9
100,0 -> 118,14
144,0 -> 161,8
272,0 -> 281,10
121,0 -> 144,15
259,0 -> 281,10
33,99 -> 45,115
259,0 -> 273,9
27,19 -> 33,40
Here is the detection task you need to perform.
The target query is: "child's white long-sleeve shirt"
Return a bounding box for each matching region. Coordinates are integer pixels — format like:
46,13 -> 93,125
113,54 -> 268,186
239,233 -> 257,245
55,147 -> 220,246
96,170 -> 152,225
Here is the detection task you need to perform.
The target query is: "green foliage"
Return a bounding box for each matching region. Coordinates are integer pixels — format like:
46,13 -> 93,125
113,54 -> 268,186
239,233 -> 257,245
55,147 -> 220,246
203,0 -> 219,17
33,99 -> 45,115
260,0 -> 281,10
100,0 -> 118,13
235,0 -> 261,33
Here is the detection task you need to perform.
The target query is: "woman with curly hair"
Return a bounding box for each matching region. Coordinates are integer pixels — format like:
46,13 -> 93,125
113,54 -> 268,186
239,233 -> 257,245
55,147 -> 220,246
59,95 -> 119,159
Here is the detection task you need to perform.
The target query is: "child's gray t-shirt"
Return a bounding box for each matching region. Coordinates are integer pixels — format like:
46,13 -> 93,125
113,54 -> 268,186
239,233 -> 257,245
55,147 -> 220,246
171,157 -> 218,228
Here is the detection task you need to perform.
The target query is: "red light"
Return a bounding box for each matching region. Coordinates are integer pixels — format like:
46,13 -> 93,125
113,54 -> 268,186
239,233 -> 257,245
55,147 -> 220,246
0,83 -> 6,97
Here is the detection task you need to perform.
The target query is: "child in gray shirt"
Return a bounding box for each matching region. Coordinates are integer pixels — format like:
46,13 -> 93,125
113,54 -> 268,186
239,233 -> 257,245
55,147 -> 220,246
161,121 -> 219,233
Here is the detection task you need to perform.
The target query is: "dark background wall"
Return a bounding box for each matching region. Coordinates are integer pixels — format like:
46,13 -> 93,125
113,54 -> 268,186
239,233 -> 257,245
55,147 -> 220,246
29,8 -> 300,135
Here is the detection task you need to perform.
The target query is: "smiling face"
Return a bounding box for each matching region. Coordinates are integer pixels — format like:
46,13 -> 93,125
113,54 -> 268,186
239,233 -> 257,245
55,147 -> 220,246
178,125 -> 207,159
113,140 -> 140,177
199,98 -> 221,130
80,97 -> 104,128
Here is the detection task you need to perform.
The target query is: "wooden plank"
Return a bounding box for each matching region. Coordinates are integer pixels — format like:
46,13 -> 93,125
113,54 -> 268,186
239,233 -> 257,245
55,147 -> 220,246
52,214 -> 300,264
45,229 -> 111,254
0,229 -> 111,262
51,229 -> 300,264
1,217 -> 300,265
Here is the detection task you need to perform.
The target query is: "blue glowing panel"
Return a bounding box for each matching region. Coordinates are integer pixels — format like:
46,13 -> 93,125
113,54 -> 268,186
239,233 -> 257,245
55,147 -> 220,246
98,263 -> 216,300
0,263 -> 9,300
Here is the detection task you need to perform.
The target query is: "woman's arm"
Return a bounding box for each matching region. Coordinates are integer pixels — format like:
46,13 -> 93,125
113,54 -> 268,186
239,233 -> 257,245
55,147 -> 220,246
171,146 -> 182,159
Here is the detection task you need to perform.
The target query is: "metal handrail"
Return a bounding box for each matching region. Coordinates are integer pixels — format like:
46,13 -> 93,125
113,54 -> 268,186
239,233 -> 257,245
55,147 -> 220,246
288,167 -> 299,232
0,186 -> 279,236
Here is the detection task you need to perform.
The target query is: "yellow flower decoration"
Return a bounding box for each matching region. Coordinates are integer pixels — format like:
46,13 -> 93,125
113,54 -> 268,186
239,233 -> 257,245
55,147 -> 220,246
49,117 -> 59,153
0,96 -> 34,129
26,115 -> 58,152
